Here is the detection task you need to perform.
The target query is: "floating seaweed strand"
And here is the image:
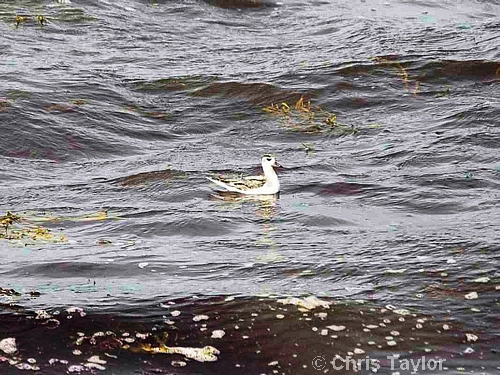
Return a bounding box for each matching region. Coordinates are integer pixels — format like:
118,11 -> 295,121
0,211 -> 21,237
372,57 -> 420,97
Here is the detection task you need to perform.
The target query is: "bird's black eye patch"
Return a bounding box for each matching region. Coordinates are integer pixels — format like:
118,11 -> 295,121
266,157 -> 272,162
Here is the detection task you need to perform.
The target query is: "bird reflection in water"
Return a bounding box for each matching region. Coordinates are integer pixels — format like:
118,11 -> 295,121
209,193 -> 285,263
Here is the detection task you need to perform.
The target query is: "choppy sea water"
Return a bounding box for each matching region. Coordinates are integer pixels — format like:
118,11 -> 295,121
0,0 -> 499,374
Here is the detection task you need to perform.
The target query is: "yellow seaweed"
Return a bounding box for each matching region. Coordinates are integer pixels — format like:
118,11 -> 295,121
0,212 -> 68,244
372,57 -> 421,96
0,211 -> 22,236
20,210 -> 119,224
263,97 -> 356,135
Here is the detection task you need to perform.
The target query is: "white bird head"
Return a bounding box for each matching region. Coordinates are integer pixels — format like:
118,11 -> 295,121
261,154 -> 281,169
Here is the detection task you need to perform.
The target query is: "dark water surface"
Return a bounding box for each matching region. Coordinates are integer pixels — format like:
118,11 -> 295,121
0,0 -> 499,373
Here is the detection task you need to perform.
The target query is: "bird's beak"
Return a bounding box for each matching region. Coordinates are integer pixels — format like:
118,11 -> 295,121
274,161 -> 282,168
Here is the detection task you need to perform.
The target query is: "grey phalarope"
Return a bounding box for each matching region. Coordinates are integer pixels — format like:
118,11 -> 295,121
207,154 -> 281,195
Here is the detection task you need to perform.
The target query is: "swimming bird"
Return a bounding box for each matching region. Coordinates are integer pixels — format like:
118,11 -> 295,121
207,154 -> 281,195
